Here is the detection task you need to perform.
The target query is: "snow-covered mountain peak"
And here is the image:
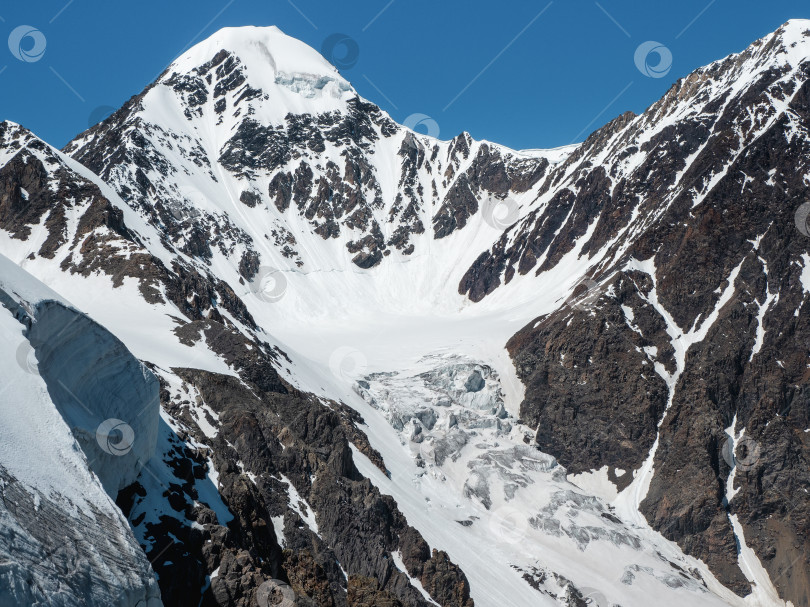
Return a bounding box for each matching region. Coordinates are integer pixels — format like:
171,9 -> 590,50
646,18 -> 810,124
774,18 -> 810,46
62,25 -> 566,320
0,120 -> 57,167
174,25 -> 335,75
165,25 -> 354,119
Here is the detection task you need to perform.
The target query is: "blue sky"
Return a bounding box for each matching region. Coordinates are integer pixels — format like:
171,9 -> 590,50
0,1 -> 807,150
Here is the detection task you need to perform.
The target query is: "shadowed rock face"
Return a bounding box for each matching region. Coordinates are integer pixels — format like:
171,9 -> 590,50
131,352 -> 474,607
508,272 -> 671,482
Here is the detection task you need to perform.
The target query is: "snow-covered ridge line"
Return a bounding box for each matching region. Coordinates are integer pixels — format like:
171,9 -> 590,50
26,299 -> 161,494
0,254 -> 161,496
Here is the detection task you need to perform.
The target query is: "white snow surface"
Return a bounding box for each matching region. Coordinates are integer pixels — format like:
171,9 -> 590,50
0,277 -> 93,510
723,420 -> 793,607
180,26 -> 353,117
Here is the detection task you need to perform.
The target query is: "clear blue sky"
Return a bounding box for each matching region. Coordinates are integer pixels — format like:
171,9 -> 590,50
0,1 -> 807,150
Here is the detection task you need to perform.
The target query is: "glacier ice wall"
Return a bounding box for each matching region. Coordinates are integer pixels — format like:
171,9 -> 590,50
26,299 -> 160,495
0,254 -> 163,606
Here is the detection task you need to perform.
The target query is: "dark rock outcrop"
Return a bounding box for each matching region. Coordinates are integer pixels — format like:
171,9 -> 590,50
503,24 -> 810,603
